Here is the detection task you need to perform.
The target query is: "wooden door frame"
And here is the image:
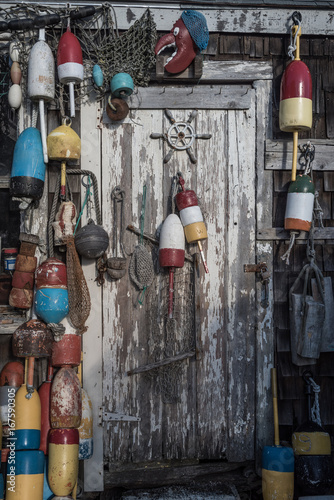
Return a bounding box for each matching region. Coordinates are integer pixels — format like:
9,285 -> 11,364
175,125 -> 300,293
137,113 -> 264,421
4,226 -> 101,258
81,60 -> 274,491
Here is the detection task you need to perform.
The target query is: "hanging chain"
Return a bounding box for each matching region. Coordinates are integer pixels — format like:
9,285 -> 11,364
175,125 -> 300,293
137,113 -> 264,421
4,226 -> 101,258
288,11 -> 302,60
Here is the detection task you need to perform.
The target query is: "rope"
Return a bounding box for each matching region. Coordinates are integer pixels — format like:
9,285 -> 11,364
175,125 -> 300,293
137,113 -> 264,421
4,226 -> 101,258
308,375 -> 322,426
281,231 -> 298,265
48,322 -> 66,342
288,18 -> 301,60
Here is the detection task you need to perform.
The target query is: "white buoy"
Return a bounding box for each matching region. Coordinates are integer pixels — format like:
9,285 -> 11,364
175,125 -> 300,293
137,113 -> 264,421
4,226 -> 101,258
28,28 -> 55,163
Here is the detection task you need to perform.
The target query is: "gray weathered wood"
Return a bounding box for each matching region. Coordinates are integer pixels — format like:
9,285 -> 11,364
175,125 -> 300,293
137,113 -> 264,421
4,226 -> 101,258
265,139 -> 334,171
257,227 -> 334,240
127,351 -> 195,375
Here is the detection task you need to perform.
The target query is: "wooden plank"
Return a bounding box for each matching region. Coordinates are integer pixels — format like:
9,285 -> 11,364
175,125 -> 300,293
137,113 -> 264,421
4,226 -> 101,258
257,227 -> 334,240
195,108 -> 228,460
80,96 -> 104,493
225,94 -> 256,461
253,79 -> 275,473
0,177 -> 10,189
0,4 -> 332,35
102,86 -> 252,119
265,139 -> 334,171
202,60 -> 272,81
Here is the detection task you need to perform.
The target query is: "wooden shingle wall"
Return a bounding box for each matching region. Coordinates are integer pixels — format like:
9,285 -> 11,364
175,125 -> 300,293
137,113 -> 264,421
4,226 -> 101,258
206,31 -> 334,441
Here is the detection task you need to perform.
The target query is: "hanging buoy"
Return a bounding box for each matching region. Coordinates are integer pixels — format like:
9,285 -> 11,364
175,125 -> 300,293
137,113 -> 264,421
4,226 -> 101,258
52,201 -> 77,245
10,127 -> 46,200
12,319 -> 53,359
106,96 -> 129,121
52,332 -> 81,368
8,83 -> 22,110
92,64 -> 103,87
10,61 -> 21,84
50,367 -> 82,428
74,219 -> 109,259
110,72 -> 134,98
42,457 -> 54,500
292,372 -> 333,496
0,362 -> 24,428
35,288 -> 69,324
12,383 -> 41,450
38,363 -> 53,455
284,174 -> 315,232
48,428 -> 79,497
6,449 -> 44,500
35,258 -> 67,289
175,173 -> 209,273
279,14 -> 312,182
57,27 -> 84,117
28,27 -> 55,163
159,214 -> 185,318
47,119 -> 81,200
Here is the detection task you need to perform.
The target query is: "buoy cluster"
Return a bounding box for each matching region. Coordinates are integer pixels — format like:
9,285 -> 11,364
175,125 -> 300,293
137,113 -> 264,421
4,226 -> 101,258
0,315 -> 93,499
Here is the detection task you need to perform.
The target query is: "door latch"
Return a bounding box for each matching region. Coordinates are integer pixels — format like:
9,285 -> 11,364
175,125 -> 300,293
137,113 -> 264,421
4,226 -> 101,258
244,262 -> 270,308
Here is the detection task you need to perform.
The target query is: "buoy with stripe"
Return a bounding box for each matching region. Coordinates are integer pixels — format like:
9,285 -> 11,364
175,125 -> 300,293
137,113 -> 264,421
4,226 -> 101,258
284,174 -> 315,232
11,359 -> 42,450
279,14 -> 312,182
10,127 -> 46,200
175,173 -> 209,273
42,457 -> 54,500
48,428 -> 79,497
27,27 -> 55,163
159,214 -> 185,318
38,362 -> 53,455
50,367 -> 82,429
0,362 -> 24,427
57,27 -> 83,117
6,449 -> 44,500
292,372 -> 333,495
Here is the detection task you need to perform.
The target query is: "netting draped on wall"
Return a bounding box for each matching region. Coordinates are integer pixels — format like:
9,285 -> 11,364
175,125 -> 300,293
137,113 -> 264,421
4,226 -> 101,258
0,3 -> 157,113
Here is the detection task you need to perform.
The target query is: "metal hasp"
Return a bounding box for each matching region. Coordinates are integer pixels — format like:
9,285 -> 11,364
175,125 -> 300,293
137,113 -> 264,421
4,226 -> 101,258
99,408 -> 141,424
244,262 -> 270,308
150,108 -> 212,164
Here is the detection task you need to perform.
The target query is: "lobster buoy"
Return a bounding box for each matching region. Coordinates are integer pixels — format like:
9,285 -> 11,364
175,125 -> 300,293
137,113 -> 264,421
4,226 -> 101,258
92,64 -> 103,87
10,62 -> 21,84
284,174 -> 315,232
279,16 -> 312,183
106,97 -> 129,121
9,244 -> 38,310
110,72 -> 134,98
28,28 -> 55,163
12,319 -> 53,359
50,367 -> 82,428
175,174 -> 209,273
35,258 -> 67,289
35,288 -> 69,324
47,119 -> 81,200
8,83 -> 22,110
42,457 -> 54,500
57,27 -> 83,117
12,383 -> 41,450
74,219 -> 109,259
10,127 -> 46,200
38,363 -> 53,455
0,362 -> 24,427
52,332 -> 81,367
6,449 -> 44,500
48,428 -> 79,497
159,214 -> 185,318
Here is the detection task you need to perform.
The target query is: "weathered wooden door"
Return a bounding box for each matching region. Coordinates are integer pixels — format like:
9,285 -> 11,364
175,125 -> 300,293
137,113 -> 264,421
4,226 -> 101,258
81,62 -> 274,490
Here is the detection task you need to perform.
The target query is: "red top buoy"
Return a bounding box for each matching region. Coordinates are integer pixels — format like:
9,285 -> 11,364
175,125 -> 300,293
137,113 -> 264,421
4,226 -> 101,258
0,361 -> 24,387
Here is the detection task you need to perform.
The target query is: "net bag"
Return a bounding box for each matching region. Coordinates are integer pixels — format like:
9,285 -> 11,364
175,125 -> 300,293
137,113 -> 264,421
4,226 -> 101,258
64,235 -> 91,333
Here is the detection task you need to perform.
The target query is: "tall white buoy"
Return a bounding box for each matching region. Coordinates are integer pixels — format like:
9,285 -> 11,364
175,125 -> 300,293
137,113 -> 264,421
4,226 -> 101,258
28,28 -> 55,163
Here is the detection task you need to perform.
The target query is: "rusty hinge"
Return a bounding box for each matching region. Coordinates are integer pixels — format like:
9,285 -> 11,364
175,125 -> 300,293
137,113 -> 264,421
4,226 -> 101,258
244,262 -> 270,308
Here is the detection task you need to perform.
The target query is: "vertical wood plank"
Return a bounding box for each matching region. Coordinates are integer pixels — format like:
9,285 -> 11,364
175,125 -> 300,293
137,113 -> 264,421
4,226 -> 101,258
225,95 -> 257,461
195,108 -> 228,459
253,79 -> 275,473
80,96 -> 104,492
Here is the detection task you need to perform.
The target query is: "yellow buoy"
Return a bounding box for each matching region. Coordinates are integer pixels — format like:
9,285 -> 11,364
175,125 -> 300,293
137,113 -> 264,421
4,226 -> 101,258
48,428 -> 79,497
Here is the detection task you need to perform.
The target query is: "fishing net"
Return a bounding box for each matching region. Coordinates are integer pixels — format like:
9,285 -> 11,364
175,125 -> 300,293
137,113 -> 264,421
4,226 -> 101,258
0,4 -> 157,115
145,253 -> 196,404
64,235 -> 91,334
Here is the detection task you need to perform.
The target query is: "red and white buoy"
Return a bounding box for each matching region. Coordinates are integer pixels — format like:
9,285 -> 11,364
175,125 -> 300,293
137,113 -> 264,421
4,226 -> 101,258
279,16 -> 312,181
159,214 -> 185,318
57,27 -> 83,117
175,174 -> 209,273
28,28 -> 55,162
